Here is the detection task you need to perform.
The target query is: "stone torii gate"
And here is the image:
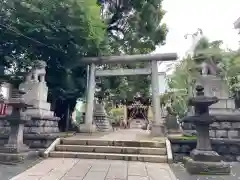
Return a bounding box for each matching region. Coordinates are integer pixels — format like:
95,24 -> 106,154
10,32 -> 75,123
81,53 -> 177,136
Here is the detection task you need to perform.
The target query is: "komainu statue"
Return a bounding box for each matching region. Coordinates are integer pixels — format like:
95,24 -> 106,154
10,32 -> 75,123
26,60 -> 47,82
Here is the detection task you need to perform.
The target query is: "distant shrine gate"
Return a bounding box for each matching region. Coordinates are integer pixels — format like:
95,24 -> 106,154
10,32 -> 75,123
80,53 -> 177,136
116,97 -> 152,129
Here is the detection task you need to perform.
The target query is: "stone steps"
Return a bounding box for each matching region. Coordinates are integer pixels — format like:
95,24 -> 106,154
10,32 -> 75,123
49,151 -> 167,163
94,118 -> 112,132
49,139 -> 167,163
55,145 -> 166,155
61,139 -> 166,147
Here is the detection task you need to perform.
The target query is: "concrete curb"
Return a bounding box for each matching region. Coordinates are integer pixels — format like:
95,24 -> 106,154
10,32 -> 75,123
165,138 -> 173,164
43,138 -> 61,158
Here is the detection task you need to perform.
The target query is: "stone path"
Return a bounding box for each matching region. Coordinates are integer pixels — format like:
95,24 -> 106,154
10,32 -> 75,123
67,129 -> 165,141
100,129 -> 151,140
10,158 -> 177,180
0,158 -> 42,180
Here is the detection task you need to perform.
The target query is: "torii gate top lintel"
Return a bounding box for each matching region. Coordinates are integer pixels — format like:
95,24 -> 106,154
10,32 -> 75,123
81,53 -> 178,64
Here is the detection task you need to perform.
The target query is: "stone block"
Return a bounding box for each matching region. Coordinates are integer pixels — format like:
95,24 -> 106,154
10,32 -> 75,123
142,155 -> 167,163
180,145 -> 191,153
139,148 -> 166,155
182,130 -> 196,136
171,144 -> 181,153
217,145 -> 229,154
25,108 -> 54,119
106,154 -> 124,160
226,99 -> 236,109
229,145 -> 240,154
209,130 -> 216,137
190,149 -> 221,162
87,140 -> 109,146
182,122 -> 193,130
216,130 -> 228,138
173,153 -> 185,162
232,122 -> 240,129
210,122 -> 220,129
223,155 -> 236,162
0,127 -> 10,134
220,122 -> 232,129
31,100 -> 51,110
81,171 -> 107,180
236,156 -> 240,162
123,147 -> 137,154
184,157 -> 231,175
228,130 -> 238,138
95,147 -> 122,154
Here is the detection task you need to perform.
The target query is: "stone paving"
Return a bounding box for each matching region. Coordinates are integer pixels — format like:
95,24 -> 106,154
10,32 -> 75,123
10,158 -> 177,180
66,129 -> 165,141
0,158 -> 42,180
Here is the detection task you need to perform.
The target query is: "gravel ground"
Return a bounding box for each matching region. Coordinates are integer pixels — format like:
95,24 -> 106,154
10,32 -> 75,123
170,162 -> 240,180
0,158 -> 42,180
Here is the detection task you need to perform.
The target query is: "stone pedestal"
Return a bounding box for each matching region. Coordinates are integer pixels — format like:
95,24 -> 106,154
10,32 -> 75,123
150,122 -> 165,136
18,81 -> 59,135
14,80 -> 60,148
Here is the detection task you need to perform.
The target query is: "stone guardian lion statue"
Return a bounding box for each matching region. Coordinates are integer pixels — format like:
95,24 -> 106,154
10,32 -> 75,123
26,60 -> 47,83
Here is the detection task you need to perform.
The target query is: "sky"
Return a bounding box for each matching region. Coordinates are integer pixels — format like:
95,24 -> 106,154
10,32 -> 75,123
155,0 -> 240,74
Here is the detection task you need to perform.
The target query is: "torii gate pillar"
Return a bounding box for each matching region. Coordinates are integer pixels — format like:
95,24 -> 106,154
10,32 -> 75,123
150,60 -> 165,136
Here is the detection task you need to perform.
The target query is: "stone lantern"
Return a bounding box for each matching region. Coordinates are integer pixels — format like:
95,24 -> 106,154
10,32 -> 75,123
182,85 -> 231,174
0,89 -> 32,163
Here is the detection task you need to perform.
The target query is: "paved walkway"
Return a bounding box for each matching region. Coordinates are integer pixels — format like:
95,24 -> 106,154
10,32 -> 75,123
66,129 -> 165,141
9,129 -> 176,180
10,158 -> 177,180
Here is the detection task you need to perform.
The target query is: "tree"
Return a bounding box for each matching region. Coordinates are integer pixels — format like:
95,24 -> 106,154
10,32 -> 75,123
164,56 -> 197,118
221,49 -> 240,107
0,0 -> 106,130
164,36 -> 225,117
96,0 -> 168,102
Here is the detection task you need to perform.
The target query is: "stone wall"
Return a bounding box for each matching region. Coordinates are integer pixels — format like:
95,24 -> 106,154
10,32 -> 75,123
0,133 -> 59,148
182,118 -> 240,138
0,117 -> 60,148
170,138 -> 240,162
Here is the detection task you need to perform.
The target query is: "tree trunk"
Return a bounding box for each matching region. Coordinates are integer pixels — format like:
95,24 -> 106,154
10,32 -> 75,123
54,98 -> 77,132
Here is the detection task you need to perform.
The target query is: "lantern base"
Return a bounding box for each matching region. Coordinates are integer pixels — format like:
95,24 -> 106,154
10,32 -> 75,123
190,149 -> 222,162
184,157 -> 231,175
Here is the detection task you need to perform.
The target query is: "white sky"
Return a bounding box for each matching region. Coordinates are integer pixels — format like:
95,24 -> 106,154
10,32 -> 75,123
156,0 -> 240,73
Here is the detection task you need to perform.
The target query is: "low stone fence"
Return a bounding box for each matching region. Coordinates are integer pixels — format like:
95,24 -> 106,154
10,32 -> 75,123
170,137 -> 240,162
0,133 -> 62,148
182,116 -> 240,138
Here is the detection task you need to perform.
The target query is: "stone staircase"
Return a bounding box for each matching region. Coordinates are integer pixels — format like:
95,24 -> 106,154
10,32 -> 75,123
49,139 -> 168,163
93,103 -> 112,132
94,118 -> 112,132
